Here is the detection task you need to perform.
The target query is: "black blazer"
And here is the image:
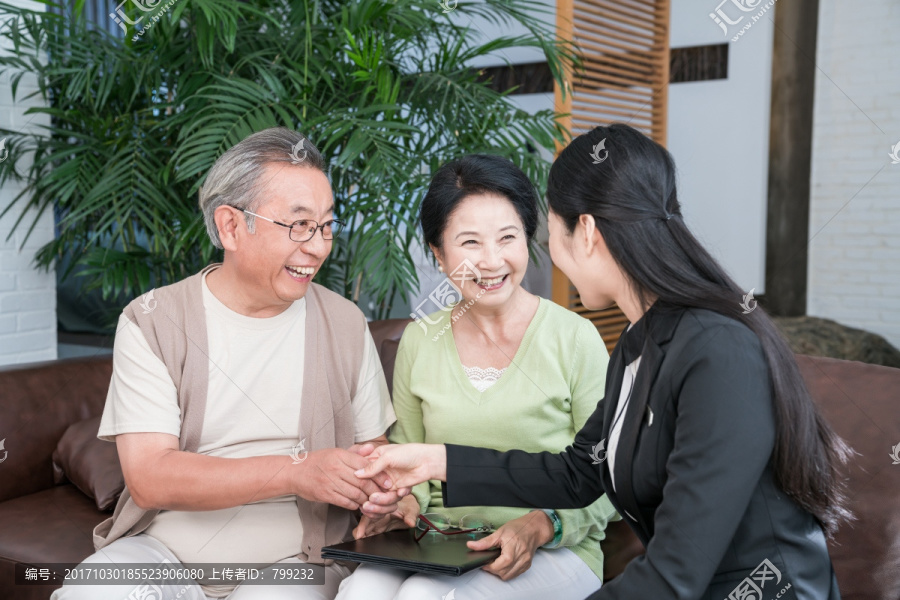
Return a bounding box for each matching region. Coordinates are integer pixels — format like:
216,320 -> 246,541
442,307 -> 840,600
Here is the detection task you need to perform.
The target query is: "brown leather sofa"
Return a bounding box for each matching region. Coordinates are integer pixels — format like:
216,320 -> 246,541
1,319 -> 898,599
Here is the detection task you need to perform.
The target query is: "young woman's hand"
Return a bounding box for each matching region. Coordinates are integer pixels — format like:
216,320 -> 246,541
355,443 -> 446,513
466,511 -> 555,581
352,494 -> 419,539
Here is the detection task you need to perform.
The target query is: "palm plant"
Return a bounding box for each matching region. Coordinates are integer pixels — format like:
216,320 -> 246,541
0,0 -> 572,325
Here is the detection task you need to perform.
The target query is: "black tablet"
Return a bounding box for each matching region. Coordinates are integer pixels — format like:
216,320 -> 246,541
322,529 -> 501,576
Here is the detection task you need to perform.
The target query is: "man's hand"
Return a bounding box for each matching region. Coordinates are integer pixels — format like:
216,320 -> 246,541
352,494 -> 419,539
347,434 -> 389,458
290,448 -> 404,512
466,511 -> 555,581
115,432 -> 401,513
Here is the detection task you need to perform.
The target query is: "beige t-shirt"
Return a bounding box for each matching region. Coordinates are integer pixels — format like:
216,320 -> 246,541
99,273 -> 395,569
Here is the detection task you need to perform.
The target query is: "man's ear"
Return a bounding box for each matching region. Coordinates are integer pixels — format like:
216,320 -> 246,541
215,205 -> 243,252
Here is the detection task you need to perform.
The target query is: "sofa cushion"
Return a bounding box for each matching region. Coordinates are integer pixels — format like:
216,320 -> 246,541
380,339 -> 400,395
599,519 -> 645,582
368,319 -> 410,352
0,484 -> 107,599
0,484 -> 104,565
368,319 -> 409,396
52,416 -> 124,511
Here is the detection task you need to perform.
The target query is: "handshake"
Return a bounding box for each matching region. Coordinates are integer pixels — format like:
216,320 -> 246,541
349,443 -> 558,581
351,442 -> 448,539
293,443 -> 446,539
319,443 -> 559,581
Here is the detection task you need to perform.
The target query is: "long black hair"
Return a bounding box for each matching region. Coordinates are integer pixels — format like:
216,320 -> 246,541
548,123 -> 851,534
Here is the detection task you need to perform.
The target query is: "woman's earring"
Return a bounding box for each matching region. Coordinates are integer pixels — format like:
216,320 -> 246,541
438,264 -> 444,273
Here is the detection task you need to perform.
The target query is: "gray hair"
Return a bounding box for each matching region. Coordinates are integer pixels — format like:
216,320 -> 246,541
198,127 -> 326,249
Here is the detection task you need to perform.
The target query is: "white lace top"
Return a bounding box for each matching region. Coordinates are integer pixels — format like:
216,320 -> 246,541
462,365 -> 507,392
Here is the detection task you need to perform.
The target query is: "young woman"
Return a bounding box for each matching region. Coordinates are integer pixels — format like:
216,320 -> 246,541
336,155 -> 618,600
358,125 -> 850,599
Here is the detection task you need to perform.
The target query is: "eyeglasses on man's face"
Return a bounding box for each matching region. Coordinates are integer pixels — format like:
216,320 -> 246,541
414,513 -> 494,543
240,209 -> 345,242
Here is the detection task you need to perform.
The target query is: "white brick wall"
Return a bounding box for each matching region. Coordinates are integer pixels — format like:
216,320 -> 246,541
0,0 -> 57,365
808,0 -> 900,348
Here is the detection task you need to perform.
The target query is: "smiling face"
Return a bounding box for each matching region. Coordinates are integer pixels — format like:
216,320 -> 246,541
225,163 -> 335,310
431,193 -> 530,308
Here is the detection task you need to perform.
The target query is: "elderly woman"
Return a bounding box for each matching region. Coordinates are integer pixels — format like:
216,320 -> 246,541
336,155 -> 618,600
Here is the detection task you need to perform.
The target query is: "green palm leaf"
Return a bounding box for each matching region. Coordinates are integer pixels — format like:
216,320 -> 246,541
0,0 -> 572,326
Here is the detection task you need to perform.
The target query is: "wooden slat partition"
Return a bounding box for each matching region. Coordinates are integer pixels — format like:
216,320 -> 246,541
553,0 -> 670,353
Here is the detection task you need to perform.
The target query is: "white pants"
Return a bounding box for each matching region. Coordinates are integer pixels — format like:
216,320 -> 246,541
334,547 -> 601,600
50,534 -> 350,600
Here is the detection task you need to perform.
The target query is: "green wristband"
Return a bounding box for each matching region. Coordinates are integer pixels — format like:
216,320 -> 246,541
539,509 -> 563,549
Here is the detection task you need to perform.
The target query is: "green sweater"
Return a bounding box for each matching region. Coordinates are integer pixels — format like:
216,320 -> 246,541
389,297 -> 620,581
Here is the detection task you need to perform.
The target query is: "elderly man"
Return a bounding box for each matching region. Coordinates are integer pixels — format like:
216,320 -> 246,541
52,128 -> 399,600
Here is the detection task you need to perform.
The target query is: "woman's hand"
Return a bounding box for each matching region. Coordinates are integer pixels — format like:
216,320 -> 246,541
352,494 -> 419,539
355,443 -> 447,512
466,511 -> 555,581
